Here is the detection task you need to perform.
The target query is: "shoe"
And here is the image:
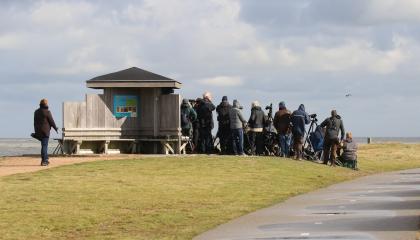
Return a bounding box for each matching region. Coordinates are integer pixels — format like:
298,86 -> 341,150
40,161 -> 49,166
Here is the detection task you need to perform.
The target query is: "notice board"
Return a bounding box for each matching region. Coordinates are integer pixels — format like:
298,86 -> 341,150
113,95 -> 139,118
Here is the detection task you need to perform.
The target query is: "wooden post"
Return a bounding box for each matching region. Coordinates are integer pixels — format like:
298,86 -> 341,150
367,137 -> 372,144
104,140 -> 110,154
76,140 -> 82,154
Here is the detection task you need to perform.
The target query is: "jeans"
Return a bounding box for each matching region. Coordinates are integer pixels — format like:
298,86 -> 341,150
41,137 -> 49,164
278,133 -> 291,157
231,128 -> 244,155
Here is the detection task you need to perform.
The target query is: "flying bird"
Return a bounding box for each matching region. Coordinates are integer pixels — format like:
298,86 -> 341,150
345,94 -> 352,98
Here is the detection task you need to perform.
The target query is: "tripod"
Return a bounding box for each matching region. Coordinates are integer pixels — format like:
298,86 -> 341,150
303,117 -> 321,160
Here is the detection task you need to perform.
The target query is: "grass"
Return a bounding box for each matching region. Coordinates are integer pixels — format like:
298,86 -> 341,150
1,143 -> 420,240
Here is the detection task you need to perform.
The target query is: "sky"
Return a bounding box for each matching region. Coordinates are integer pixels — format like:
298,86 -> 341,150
0,0 -> 419,138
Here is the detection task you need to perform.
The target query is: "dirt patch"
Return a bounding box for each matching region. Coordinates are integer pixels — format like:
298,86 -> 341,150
0,155 -> 144,177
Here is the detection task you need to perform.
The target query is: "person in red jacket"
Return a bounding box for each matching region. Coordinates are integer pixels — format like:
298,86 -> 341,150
33,99 -> 58,166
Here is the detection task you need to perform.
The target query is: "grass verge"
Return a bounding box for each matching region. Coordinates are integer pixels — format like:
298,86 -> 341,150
1,143 -> 420,239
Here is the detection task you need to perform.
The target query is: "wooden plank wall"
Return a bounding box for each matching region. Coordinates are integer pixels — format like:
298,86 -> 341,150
159,94 -> 181,136
63,88 -> 181,139
63,102 -> 86,128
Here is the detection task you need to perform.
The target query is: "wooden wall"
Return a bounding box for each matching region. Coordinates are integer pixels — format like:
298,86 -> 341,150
63,88 -> 181,140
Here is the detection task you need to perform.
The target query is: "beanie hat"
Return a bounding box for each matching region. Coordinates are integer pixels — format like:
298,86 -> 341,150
222,96 -> 228,102
278,101 -> 286,110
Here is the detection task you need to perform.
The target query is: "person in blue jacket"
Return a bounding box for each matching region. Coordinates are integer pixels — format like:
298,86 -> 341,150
290,104 -> 310,160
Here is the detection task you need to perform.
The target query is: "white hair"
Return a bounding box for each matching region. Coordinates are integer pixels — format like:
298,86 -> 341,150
251,101 -> 260,108
203,91 -> 212,100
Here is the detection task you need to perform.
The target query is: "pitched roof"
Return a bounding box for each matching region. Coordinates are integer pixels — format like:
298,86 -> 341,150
88,67 -> 174,81
86,67 -> 181,89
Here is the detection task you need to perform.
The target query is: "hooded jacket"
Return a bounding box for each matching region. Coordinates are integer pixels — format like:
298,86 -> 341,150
342,138 -> 357,161
180,99 -> 197,129
291,104 -> 310,137
34,104 -> 58,138
248,106 -> 266,132
216,100 -> 231,128
320,115 -> 345,140
273,102 -> 291,135
229,100 -> 247,129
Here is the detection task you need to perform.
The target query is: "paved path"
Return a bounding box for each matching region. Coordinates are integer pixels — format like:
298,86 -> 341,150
195,168 -> 420,240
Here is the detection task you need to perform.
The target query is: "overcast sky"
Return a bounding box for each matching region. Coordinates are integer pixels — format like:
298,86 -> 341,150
1,0 -> 419,138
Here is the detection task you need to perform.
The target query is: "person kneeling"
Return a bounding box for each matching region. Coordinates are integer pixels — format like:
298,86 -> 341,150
341,132 -> 358,170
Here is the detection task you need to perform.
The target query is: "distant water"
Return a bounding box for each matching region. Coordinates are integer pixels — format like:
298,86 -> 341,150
0,138 -> 56,157
353,137 -> 420,144
1,137 -> 420,157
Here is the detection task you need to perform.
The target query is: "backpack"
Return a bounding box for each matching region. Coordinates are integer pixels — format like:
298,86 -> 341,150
181,108 -> 190,128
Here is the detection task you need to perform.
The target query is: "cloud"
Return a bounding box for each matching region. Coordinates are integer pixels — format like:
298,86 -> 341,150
198,76 -> 243,87
1,0 -> 420,137
0,34 -> 22,50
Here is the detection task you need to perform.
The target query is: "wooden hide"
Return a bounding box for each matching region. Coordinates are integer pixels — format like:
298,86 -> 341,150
62,88 -> 181,153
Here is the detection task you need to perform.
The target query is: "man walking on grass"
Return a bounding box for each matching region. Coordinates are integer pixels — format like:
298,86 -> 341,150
33,99 -> 58,166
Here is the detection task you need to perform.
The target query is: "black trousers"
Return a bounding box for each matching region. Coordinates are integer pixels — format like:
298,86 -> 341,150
199,127 -> 213,154
249,131 -> 264,155
218,126 -> 231,154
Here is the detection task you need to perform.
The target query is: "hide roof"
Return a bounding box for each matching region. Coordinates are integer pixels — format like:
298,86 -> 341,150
86,67 -> 181,89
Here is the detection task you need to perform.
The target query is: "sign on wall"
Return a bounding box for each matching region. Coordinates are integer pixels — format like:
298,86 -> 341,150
113,95 -> 139,118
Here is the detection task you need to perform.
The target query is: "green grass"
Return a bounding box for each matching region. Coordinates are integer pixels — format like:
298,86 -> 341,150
1,143 -> 420,240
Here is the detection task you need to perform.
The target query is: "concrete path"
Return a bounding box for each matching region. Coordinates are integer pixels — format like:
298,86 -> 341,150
195,168 -> 420,240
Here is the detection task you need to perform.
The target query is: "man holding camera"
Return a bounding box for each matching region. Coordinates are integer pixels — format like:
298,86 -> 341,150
33,99 -> 58,166
320,110 -> 345,166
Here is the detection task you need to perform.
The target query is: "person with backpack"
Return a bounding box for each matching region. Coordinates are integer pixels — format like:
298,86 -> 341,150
291,104 -> 310,160
273,101 -> 292,157
196,92 -> 216,154
320,110 -> 345,166
180,99 -> 197,137
248,101 -> 266,155
216,96 -> 232,154
33,99 -> 58,166
229,100 -> 247,156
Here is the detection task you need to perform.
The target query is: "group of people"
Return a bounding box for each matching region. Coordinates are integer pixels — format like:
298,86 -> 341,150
180,92 -> 358,168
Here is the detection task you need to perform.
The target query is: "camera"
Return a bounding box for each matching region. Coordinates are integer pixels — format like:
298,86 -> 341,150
309,113 -> 318,122
265,104 -> 272,111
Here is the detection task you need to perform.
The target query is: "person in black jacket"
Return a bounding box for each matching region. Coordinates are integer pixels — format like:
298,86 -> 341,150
216,96 -> 232,154
33,99 -> 58,166
196,92 -> 216,154
248,101 -> 266,155
320,110 -> 345,166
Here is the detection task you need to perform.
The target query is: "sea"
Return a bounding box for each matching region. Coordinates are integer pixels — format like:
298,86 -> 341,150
1,137 -> 420,157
